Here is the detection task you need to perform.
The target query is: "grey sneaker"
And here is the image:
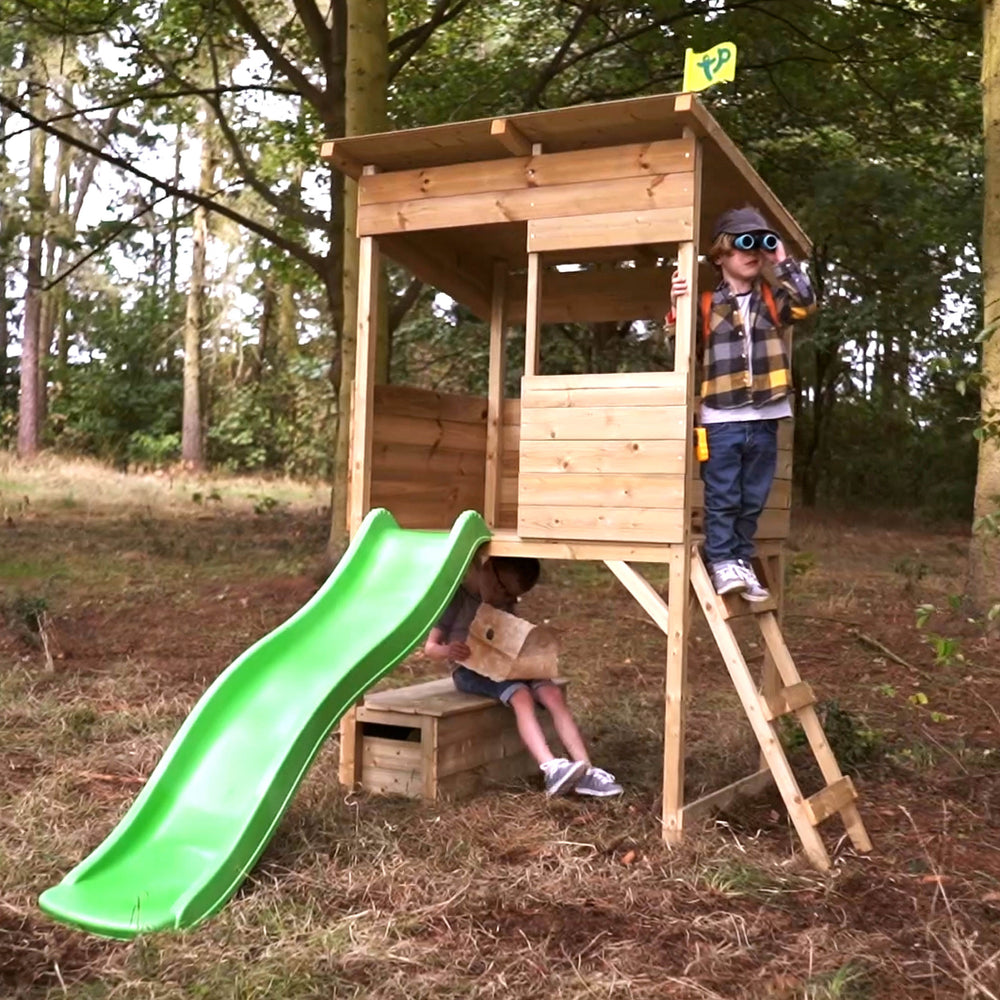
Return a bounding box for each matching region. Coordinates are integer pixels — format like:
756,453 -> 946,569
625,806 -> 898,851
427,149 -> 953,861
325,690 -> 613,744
736,560 -> 770,602
710,560 -> 746,596
574,766 -> 623,798
541,758 -> 589,797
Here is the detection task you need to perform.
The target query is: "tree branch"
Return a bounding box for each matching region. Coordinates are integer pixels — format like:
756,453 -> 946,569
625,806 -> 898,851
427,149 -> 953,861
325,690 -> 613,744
389,0 -> 473,82
0,85 -> 301,141
0,89 -> 326,274
222,0 -> 328,116
291,0 -> 336,82
205,35 -> 329,231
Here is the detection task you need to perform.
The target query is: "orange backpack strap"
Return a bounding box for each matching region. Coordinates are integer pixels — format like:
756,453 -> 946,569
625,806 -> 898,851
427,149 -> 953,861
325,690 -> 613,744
699,290 -> 713,345
761,282 -> 781,328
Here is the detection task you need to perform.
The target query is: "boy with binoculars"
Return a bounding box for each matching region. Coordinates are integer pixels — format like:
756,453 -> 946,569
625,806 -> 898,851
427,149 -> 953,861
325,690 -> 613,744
667,207 -> 817,600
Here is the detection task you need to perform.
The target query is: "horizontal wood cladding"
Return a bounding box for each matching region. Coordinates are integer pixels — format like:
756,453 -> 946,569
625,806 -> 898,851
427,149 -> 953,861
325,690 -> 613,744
371,384 -> 487,529
368,380 -> 792,542
517,374 -> 692,543
520,439 -> 687,476
519,473 -> 686,508
519,505 -> 687,543
359,170 -> 693,237
527,205 -> 693,254
520,404 -> 687,441
359,138 -> 696,204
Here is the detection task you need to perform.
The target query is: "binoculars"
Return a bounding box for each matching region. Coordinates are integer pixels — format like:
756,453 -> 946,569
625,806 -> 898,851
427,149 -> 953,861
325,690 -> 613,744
732,231 -> 779,252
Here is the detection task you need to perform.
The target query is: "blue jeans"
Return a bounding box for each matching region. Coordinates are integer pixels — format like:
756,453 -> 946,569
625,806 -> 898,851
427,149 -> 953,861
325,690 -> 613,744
701,420 -> 779,566
452,666 -> 555,706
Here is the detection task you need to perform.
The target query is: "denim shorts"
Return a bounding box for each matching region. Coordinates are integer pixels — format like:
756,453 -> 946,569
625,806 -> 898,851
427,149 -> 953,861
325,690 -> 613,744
452,665 -> 556,706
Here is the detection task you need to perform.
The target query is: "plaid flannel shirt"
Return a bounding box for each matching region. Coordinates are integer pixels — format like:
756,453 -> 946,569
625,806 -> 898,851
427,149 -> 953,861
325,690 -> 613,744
699,258 -> 816,409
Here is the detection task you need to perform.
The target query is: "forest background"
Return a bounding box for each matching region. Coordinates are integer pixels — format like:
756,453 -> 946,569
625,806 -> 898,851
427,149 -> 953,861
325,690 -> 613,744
1,0 -> 997,602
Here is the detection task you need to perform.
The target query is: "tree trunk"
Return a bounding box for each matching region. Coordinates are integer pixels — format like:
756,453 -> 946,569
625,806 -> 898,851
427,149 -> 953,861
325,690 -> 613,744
255,271 -> 276,384
181,122 -> 218,470
970,0 -> 1000,611
17,54 -> 48,459
330,0 -> 388,556
39,89 -> 73,427
0,106 -> 9,399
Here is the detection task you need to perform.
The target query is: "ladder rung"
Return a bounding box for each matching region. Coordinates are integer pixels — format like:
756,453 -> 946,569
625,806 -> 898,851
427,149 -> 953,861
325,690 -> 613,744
761,681 -> 816,721
804,776 -> 857,826
718,593 -> 779,620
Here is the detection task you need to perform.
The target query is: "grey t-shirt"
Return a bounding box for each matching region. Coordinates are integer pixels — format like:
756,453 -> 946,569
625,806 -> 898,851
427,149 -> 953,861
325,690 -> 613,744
435,586 -> 516,643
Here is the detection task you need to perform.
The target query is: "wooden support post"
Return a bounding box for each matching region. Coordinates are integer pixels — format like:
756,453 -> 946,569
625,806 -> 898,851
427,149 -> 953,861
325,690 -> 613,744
338,707 -> 364,789
602,557 -> 688,840
653,126 -> 701,843
674,127 -> 701,378
348,226 -> 380,536
523,142 -> 543,379
485,262 -> 508,527
524,255 -> 541,377
663,544 -> 692,841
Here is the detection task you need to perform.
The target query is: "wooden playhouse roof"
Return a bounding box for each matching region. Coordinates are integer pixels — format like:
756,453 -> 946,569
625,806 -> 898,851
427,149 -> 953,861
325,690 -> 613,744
321,93 -> 811,315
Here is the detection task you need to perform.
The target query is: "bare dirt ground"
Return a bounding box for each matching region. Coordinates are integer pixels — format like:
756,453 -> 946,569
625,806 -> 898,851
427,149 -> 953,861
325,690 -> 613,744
1,458 -> 998,999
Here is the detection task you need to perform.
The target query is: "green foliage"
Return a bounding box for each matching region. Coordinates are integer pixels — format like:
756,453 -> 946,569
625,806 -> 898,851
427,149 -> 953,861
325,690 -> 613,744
206,356 -> 334,478
803,962 -> 873,1000
3,593 -> 48,634
2,0 -> 989,521
798,395 -> 979,518
779,701 -> 886,775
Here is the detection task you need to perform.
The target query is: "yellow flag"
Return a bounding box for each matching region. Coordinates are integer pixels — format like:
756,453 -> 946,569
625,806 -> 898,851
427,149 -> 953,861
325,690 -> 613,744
682,42 -> 738,93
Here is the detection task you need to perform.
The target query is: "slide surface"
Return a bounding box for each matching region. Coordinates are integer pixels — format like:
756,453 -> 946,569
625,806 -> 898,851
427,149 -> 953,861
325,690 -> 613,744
39,508 -> 491,939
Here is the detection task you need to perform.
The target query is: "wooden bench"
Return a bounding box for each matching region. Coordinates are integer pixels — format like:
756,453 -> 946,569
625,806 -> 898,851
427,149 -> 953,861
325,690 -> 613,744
338,676 -> 567,801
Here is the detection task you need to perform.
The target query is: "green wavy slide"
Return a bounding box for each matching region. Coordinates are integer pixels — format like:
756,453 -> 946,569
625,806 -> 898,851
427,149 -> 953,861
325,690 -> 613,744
39,508 -> 491,939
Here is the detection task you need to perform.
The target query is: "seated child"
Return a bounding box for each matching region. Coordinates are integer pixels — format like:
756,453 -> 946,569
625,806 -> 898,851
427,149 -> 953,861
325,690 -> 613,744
424,554 -> 622,798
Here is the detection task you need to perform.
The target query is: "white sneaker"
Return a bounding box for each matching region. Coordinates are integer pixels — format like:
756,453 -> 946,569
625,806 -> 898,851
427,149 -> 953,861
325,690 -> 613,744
541,758 -> 589,797
710,560 -> 746,596
736,560 -> 770,602
574,766 -> 623,798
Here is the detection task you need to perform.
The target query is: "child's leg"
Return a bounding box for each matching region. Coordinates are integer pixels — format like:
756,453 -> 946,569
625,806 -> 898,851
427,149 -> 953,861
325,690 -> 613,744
701,423 -> 745,566
507,687 -> 556,766
533,684 -> 588,763
734,419 -> 778,562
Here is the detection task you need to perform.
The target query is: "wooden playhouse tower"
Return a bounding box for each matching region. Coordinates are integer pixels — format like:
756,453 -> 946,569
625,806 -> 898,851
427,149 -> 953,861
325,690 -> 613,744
322,92 -> 871,870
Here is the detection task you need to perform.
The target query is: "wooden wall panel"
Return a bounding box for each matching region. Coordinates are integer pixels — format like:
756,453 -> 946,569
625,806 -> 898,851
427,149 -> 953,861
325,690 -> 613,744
369,383 -> 793,541
527,205 -> 693,254
371,385 -> 487,529
359,138 -> 696,205
498,399 -> 521,531
518,505 -> 686,543
359,172 -> 693,236
517,374 -> 693,543
520,439 -> 687,477
520,404 -> 686,442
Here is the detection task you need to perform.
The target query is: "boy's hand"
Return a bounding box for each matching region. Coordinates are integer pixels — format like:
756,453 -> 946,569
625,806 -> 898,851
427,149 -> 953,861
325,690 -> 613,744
764,238 -> 787,265
446,641 -> 471,661
670,270 -> 688,305
665,270 -> 688,325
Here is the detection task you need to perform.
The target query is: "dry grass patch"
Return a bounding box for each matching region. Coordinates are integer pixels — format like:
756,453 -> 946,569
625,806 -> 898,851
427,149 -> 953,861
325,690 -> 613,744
1,462 -> 999,998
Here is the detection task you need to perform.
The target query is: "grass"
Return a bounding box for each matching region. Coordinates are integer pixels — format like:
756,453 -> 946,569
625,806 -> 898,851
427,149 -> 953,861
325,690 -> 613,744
1,455 -> 999,999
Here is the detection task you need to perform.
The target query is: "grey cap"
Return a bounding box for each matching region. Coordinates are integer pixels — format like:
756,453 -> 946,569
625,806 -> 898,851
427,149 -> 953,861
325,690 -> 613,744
712,207 -> 773,239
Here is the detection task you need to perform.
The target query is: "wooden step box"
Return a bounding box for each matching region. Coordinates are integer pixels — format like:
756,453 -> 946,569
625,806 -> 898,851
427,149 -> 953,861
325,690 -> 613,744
339,676 -> 568,800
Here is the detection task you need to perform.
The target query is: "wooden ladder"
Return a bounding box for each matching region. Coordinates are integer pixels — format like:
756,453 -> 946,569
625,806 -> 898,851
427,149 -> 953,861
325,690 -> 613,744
689,547 -> 872,870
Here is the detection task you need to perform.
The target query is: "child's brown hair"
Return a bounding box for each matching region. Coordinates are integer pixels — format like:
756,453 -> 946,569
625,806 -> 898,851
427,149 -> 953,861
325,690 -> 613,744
490,556 -> 541,594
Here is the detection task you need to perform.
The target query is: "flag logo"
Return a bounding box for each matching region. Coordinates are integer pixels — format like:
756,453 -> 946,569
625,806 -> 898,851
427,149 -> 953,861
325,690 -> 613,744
682,42 -> 738,93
